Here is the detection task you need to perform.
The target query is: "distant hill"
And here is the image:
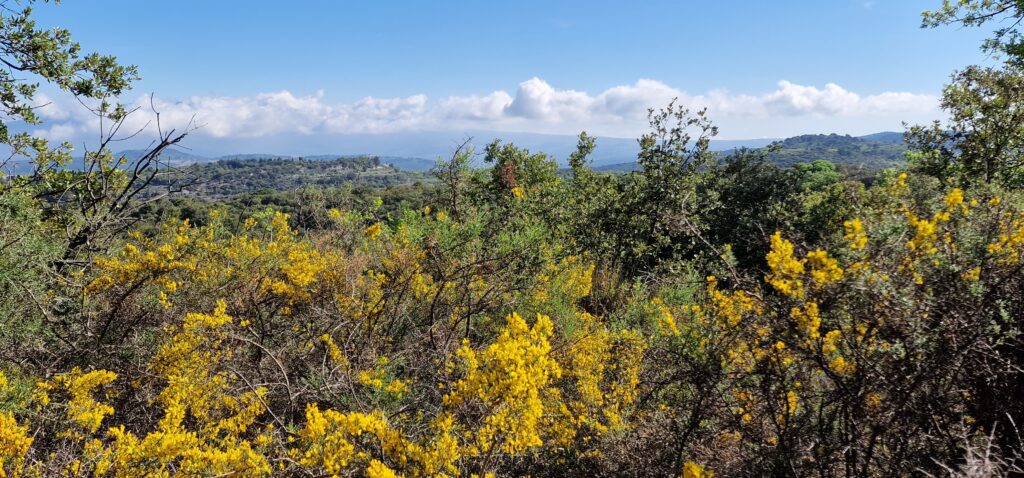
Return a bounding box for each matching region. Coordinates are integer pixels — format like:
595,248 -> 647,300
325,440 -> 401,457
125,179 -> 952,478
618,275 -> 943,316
762,133 -> 906,169
594,162 -> 642,173
147,156 -> 430,199
214,153 -> 293,161
110,130 -> 785,171
588,132 -> 907,172
117,148 -> 209,165
117,131 -> 906,181
858,131 -> 904,143
379,156 -> 437,171
115,149 -> 439,172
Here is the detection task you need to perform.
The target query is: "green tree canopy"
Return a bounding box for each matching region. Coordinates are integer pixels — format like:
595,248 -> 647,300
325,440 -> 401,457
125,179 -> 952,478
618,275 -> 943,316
0,0 -> 138,174
922,0 -> 1024,66
906,65 -> 1024,187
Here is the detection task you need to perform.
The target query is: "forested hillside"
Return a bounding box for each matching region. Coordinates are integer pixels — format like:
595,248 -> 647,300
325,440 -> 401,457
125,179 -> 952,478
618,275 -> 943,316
3,2 -> 1024,478
147,156 -> 430,198
763,133 -> 906,168
597,132 -> 908,172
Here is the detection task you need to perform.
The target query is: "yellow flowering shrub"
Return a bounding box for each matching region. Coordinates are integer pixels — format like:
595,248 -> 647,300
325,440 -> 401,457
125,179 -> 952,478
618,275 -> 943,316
843,218 -> 868,250
0,405 -> 32,478
557,326 -> 645,441
50,368 -> 117,434
8,162 -> 1024,478
86,212 -> 335,316
765,232 -> 805,298
635,181 -> 1024,475
89,301 -> 273,477
445,312 -> 561,455
682,461 -> 713,478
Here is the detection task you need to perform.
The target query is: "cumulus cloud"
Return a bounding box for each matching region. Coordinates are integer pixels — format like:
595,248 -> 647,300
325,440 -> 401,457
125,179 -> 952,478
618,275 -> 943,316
437,91 -> 513,120
596,79 -> 683,119
504,77 -> 594,120
33,93 -> 73,121
30,78 -> 941,142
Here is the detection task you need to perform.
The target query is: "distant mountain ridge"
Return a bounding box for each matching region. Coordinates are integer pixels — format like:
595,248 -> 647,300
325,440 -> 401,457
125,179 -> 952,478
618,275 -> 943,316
857,131 -> 904,143
596,132 -> 907,172
117,149 -> 437,171
116,130 -> 906,173
113,131 -> 783,172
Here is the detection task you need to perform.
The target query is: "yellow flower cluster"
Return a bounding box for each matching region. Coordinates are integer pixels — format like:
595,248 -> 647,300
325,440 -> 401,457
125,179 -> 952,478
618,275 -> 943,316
87,213 -> 335,313
532,254 -> 595,305
293,309 -> 638,476
891,172 -> 909,195
767,233 -> 844,297
85,220 -> 201,299
906,212 -> 940,255
705,276 -> 760,327
296,405 -> 406,476
295,403 -> 461,477
0,411 -> 32,478
829,356 -> 855,376
789,302 -> 822,340
90,301 -> 274,476
0,372 -> 32,478
50,368 -> 117,433
364,222 -> 384,240
987,211 -> 1024,265
321,333 -> 350,369
357,358 -> 409,398
558,327 -> 644,441
843,218 -> 868,250
904,188 -> 973,256
806,249 -> 843,287
682,461 -> 714,478
766,232 -> 805,298
445,312 -> 561,455
944,188 -> 965,212
649,297 -> 680,336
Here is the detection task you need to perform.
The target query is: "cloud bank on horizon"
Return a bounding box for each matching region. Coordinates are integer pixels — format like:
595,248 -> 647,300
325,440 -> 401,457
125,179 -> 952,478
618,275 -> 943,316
33,78 -> 941,144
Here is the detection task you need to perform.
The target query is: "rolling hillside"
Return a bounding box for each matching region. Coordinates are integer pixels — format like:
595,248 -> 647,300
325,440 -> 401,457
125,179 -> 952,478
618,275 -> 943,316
762,133 -> 906,168
146,156 -> 431,199
596,132 -> 907,172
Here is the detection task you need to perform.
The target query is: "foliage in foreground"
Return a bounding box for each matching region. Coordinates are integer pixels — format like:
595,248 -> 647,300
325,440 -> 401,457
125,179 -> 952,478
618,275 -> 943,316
3,1 -> 1024,475
3,132 -> 1024,476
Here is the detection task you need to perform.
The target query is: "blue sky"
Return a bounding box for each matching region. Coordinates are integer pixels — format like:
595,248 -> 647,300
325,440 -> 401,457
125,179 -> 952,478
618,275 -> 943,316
30,1 -> 996,147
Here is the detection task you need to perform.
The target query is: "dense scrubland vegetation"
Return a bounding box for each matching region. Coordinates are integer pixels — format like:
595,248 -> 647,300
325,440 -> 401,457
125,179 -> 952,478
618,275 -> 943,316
4,1 -> 1024,477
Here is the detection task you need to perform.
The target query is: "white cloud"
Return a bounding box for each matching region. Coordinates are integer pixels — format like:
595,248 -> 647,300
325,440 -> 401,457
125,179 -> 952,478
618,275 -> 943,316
762,81 -> 861,116
34,123 -> 80,141
33,93 -> 73,121
504,77 -> 594,120
30,78 -> 941,142
596,79 -> 683,119
437,91 -> 513,120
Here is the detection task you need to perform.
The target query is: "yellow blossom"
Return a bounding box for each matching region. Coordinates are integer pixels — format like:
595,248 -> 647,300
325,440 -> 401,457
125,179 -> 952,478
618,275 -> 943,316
365,222 -> 383,240
843,218 -> 868,250
682,461 -> 714,478
766,232 -> 805,298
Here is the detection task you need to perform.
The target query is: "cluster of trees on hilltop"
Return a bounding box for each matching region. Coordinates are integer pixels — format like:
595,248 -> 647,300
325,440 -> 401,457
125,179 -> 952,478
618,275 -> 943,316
598,133 -> 907,173
146,156 -> 429,199
4,1 -> 1024,477
763,134 -> 907,169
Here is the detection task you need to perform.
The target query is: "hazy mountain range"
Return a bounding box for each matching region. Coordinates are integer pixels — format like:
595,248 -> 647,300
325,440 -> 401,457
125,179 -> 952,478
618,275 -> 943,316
116,130 -> 905,172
